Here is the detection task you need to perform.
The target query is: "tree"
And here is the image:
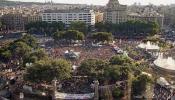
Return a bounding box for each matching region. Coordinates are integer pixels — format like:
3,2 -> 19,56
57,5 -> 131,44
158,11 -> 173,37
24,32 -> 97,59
23,49 -> 48,66
92,32 -> 113,42
149,21 -> 160,36
95,22 -> 107,32
55,30 -> 85,41
8,41 -> 31,66
112,86 -> 124,99
77,59 -> 108,79
9,41 -> 31,58
132,74 -> 153,96
69,21 -> 87,34
24,59 -> 72,83
119,66 -> 131,80
77,59 -> 122,84
53,31 -> 65,41
104,65 -> 120,82
95,20 -> 160,38
109,55 -> 132,65
20,34 -> 37,48
25,21 -> 65,36
0,48 -> 12,63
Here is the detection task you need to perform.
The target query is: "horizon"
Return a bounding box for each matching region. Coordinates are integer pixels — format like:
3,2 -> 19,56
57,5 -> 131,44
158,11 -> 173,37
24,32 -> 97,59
8,0 -> 175,5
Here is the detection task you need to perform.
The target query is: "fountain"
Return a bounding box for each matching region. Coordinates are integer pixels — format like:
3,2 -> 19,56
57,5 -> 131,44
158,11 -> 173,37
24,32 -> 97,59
138,41 -> 160,50
154,53 -> 175,74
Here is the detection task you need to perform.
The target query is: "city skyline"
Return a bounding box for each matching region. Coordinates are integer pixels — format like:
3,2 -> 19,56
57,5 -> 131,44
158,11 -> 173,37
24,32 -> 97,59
9,0 -> 175,5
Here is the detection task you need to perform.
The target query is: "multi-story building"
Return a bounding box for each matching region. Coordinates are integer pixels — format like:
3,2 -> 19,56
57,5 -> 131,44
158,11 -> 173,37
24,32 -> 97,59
104,0 -> 164,28
41,9 -> 95,26
95,11 -> 103,23
1,14 -> 25,31
127,12 -> 164,28
1,14 -> 41,31
103,0 -> 127,24
24,14 -> 42,24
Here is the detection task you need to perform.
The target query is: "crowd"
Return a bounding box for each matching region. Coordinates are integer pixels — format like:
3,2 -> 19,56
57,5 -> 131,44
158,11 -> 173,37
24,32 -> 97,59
153,84 -> 174,100
59,78 -> 93,94
51,43 -> 116,66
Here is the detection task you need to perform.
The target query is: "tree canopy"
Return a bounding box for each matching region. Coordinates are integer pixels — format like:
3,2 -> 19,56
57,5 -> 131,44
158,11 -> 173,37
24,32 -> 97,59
24,59 -> 72,83
95,20 -> 160,38
77,59 -> 127,84
92,32 -> 113,42
132,74 -> 153,96
0,34 -> 38,65
78,59 -> 107,78
9,41 -> 31,60
25,21 -> 65,36
19,34 -> 37,48
109,55 -> 132,65
69,21 -> 88,34
53,30 -> 84,41
23,49 -> 48,66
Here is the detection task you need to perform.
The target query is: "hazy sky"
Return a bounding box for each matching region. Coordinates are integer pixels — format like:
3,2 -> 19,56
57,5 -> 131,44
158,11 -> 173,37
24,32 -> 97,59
10,0 -> 175,5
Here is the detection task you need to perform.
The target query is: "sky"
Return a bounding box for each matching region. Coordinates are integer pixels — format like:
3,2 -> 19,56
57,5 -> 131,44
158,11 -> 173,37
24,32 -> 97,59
9,0 -> 175,5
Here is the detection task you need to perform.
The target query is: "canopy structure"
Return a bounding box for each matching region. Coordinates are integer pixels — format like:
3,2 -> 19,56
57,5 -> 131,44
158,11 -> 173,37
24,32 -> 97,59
55,92 -> 94,99
64,50 -> 80,59
157,77 -> 170,86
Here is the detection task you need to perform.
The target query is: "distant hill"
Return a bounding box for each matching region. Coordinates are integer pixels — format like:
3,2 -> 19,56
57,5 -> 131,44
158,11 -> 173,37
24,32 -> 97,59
0,0 -> 44,6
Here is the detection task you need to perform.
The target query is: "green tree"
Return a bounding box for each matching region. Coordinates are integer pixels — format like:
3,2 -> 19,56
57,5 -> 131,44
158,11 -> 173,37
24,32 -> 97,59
25,21 -> 65,36
24,59 -> 72,83
0,48 -> 12,63
95,22 -> 107,32
95,20 -> 160,38
23,49 -> 48,66
9,41 -> 31,58
53,31 -> 65,41
8,41 -> 31,66
77,59 -> 107,79
112,86 -> 124,99
92,32 -> 113,42
20,34 -> 37,48
104,65 -> 120,82
109,55 -> 132,65
69,21 -> 87,34
56,30 -> 84,41
132,74 -> 153,96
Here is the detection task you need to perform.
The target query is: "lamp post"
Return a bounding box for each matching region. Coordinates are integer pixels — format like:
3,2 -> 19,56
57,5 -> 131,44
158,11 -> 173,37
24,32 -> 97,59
94,80 -> 99,100
52,77 -> 58,100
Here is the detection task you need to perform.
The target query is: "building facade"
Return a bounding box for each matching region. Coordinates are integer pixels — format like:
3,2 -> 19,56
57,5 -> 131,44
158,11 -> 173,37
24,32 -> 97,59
1,14 -> 25,31
104,0 -> 127,24
95,11 -> 103,23
24,15 -> 42,23
127,6 -> 164,28
41,9 -> 95,26
104,0 -> 164,28
1,14 -> 41,31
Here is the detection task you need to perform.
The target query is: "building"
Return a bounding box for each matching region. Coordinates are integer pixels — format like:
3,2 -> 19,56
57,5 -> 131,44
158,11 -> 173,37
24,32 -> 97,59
24,14 -> 42,24
1,14 -> 41,31
103,0 -> 127,24
104,0 -> 164,28
95,11 -> 103,23
41,9 -> 95,26
1,14 -> 25,31
127,7 -> 164,28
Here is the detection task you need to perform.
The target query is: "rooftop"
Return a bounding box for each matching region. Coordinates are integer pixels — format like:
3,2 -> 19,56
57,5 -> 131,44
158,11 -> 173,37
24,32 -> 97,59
43,9 -> 94,13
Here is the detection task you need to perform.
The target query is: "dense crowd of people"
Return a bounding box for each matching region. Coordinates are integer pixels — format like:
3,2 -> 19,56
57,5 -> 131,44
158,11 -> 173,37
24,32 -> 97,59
50,43 -> 116,66
153,84 -> 175,100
